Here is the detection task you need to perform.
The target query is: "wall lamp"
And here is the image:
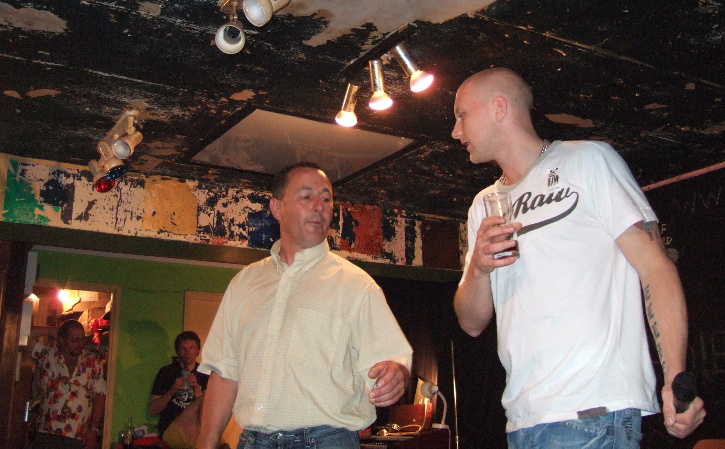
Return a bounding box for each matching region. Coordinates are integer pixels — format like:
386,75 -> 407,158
216,0 -> 290,54
335,82 -> 361,127
88,110 -> 142,193
334,24 -> 435,126
421,381 -> 449,429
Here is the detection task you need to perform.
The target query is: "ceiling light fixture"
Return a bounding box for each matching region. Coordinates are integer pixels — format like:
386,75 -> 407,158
88,159 -> 115,193
335,24 -> 435,124
335,82 -> 361,127
368,59 -> 393,111
390,42 -> 434,93
87,110 -> 142,192
216,0 -> 246,54
111,113 -> 143,159
242,0 -> 290,27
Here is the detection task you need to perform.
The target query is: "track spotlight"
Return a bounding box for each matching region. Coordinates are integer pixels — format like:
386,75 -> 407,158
335,83 -> 361,127
112,131 -> 143,159
97,141 -> 127,180
368,59 -> 393,111
390,43 -> 434,93
216,0 -> 246,54
87,109 -> 142,191
242,0 -> 290,27
88,159 -> 115,193
110,112 -> 143,159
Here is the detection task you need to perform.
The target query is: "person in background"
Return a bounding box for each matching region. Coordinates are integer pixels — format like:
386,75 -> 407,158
196,162 -> 413,449
151,331 -> 209,441
30,319 -> 106,449
451,67 -> 706,448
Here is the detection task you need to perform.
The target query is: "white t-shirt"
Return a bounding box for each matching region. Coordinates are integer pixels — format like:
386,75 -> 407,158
462,140 -> 661,432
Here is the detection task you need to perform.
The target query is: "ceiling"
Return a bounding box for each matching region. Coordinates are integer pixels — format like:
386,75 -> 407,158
1,0 -> 724,220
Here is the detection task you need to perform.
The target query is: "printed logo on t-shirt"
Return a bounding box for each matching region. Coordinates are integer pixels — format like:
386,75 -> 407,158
513,184 -> 579,236
547,168 -> 560,188
171,387 -> 194,409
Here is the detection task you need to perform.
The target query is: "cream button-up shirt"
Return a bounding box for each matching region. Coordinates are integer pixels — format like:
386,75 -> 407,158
199,240 -> 413,432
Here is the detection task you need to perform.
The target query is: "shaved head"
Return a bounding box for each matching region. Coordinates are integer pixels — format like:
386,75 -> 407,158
451,67 -> 541,167
460,68 -> 534,112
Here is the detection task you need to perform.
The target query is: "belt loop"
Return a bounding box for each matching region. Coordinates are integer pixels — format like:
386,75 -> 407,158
304,427 -> 312,447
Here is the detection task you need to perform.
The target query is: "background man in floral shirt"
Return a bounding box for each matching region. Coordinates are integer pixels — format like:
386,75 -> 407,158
30,319 -> 106,449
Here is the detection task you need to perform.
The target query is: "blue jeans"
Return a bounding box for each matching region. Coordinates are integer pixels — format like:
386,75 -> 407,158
507,408 -> 643,449
237,425 -> 360,449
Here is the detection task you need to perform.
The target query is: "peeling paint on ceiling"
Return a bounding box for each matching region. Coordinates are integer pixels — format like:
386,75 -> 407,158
0,3 -> 66,32
287,0 -> 497,46
0,0 -> 723,220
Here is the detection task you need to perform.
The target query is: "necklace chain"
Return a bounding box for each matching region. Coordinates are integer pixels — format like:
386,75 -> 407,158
499,139 -> 549,186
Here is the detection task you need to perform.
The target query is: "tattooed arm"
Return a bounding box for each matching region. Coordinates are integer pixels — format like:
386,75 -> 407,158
616,221 -> 705,438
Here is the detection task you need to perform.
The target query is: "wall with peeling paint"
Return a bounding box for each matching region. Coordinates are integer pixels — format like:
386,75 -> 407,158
0,152 -> 468,437
0,152 -> 467,441
0,153 -> 467,269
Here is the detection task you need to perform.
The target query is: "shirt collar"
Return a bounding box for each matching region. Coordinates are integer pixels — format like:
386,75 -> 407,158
271,239 -> 330,274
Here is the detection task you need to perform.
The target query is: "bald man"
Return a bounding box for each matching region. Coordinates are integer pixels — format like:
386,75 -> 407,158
451,68 -> 705,448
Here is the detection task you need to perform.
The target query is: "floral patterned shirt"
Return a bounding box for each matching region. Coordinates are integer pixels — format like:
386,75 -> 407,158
31,341 -> 107,439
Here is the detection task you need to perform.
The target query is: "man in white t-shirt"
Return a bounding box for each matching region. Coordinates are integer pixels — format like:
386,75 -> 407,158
451,67 -> 705,448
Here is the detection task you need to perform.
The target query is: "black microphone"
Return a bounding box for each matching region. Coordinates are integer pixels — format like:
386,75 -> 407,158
672,371 -> 698,414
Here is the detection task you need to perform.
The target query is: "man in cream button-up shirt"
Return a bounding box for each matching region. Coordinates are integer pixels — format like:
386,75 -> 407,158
197,162 -> 412,449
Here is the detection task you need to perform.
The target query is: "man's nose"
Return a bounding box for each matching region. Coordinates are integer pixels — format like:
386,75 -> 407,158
451,122 -> 461,140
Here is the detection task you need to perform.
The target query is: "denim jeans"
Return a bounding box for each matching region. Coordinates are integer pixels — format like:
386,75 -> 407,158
237,425 -> 360,449
507,408 -> 643,449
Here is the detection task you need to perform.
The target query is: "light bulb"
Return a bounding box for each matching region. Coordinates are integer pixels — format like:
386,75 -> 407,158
369,91 -> 393,111
410,70 -> 434,92
94,176 -> 116,193
243,0 -> 270,26
335,110 -> 358,127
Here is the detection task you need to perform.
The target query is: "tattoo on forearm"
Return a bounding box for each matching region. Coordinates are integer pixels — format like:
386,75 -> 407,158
643,284 -> 665,371
634,220 -> 657,241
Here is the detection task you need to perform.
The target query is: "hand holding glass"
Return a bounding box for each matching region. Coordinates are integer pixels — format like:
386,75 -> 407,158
483,191 -> 520,259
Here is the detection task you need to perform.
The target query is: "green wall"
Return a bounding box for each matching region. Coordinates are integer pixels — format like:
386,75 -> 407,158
35,250 -> 240,442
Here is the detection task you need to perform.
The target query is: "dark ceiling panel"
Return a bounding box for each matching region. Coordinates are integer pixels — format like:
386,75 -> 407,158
1,0 -> 723,220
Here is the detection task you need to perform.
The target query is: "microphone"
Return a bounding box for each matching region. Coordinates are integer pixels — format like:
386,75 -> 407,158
672,371 -> 698,414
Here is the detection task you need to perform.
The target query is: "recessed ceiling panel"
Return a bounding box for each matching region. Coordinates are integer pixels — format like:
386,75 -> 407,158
191,109 -> 415,182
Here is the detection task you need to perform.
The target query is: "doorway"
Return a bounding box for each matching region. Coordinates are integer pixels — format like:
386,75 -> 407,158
13,279 -> 121,449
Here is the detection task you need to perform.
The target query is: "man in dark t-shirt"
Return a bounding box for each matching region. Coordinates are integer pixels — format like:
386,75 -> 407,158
150,331 -> 209,437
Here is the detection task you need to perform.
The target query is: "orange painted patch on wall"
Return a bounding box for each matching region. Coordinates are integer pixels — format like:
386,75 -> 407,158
142,177 -> 199,235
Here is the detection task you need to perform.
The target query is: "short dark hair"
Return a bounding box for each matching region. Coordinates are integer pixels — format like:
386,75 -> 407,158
175,331 -> 201,354
271,162 -> 325,200
58,319 -> 84,338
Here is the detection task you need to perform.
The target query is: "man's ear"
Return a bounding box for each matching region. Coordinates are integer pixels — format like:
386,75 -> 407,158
270,197 -> 281,221
492,95 -> 508,122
